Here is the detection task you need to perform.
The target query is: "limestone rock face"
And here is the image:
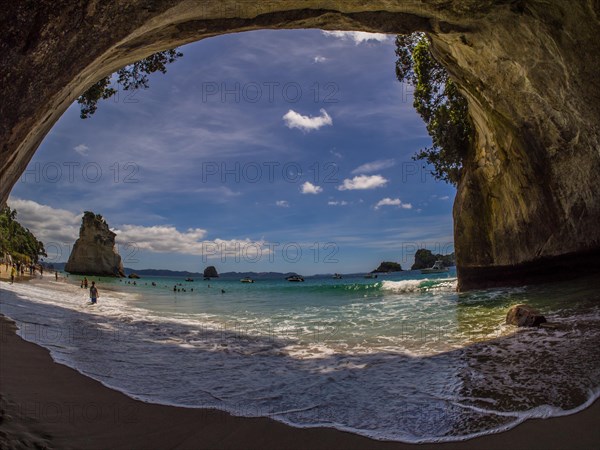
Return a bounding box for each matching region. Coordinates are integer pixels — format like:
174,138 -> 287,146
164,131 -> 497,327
434,2 -> 600,289
506,305 -> 547,327
65,212 -> 125,277
203,266 -> 218,278
372,262 -> 402,273
1,1 -> 599,290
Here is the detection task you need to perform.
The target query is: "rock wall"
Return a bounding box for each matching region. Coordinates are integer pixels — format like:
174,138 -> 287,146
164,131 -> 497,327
65,212 -> 125,277
203,266 -> 219,278
429,1 -> 600,288
1,1 -> 599,290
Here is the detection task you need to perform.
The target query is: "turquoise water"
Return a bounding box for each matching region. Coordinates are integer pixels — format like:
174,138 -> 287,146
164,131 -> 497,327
83,270 -> 474,353
1,270 -> 599,442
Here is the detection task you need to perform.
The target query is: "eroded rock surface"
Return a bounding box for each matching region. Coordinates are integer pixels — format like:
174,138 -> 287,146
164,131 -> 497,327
203,266 -> 219,278
506,304 -> 547,327
65,212 -> 125,277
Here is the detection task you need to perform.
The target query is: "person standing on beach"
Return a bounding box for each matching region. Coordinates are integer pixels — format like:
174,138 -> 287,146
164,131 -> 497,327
55,271 -> 58,281
89,281 -> 99,304
10,265 -> 16,284
84,277 -> 88,288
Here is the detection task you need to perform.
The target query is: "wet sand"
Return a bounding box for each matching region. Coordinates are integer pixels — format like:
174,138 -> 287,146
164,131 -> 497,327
0,264 -> 36,282
1,292 -> 599,449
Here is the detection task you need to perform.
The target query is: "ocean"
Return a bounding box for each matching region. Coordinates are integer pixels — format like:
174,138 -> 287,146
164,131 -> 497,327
1,270 -> 599,443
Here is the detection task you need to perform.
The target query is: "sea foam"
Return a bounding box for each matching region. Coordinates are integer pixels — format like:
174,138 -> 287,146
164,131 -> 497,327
1,277 -> 599,443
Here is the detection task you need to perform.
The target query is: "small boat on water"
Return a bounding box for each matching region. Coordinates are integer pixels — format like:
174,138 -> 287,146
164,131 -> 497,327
240,277 -> 255,283
364,273 -> 378,279
420,260 -> 449,274
286,275 -> 305,282
185,278 -> 194,282
333,273 -> 343,279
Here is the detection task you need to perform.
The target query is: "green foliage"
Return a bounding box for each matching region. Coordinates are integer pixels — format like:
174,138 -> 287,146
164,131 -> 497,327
77,49 -> 183,119
411,249 -> 455,270
0,207 -> 47,263
373,261 -> 403,273
395,33 -> 472,186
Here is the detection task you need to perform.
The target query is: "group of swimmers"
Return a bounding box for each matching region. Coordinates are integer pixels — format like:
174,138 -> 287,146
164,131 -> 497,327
173,284 -> 194,293
76,277 -> 225,303
173,284 -> 225,294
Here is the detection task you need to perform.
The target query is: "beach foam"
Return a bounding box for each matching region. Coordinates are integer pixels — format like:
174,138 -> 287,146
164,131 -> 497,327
1,276 -> 599,443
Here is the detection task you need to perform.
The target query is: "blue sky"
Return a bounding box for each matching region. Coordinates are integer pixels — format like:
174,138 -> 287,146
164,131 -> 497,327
9,29 -> 455,274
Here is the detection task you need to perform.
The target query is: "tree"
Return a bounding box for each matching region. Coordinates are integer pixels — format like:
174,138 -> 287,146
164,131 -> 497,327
0,207 -> 47,263
395,33 -> 473,186
411,249 -> 455,270
372,261 -> 403,273
77,49 -> 183,119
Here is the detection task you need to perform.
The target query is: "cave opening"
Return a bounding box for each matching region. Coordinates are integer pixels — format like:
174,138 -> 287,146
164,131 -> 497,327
2,5 -> 600,445
3,2 -> 599,290
8,29 -> 456,276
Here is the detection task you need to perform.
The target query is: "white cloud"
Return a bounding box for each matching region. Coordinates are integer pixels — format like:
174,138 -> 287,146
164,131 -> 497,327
301,181 -> 323,195
375,198 -> 413,210
276,200 -> 290,208
375,198 -> 401,209
113,225 -> 207,254
113,225 -> 269,260
192,186 -> 242,199
314,56 -> 327,63
329,149 -> 342,159
338,175 -> 388,191
7,198 -> 268,261
74,144 -> 90,156
322,31 -> 391,45
8,198 -> 81,245
351,159 -> 396,174
328,201 -> 349,206
439,195 -> 450,201
283,109 -> 333,132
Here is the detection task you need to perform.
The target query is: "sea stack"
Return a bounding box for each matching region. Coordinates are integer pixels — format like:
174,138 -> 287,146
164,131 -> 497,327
203,266 -> 218,278
372,262 -> 403,273
65,211 -> 125,277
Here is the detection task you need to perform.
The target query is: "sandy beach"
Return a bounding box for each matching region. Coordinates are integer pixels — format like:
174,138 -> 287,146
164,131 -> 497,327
0,277 -> 598,450
0,263 -> 38,283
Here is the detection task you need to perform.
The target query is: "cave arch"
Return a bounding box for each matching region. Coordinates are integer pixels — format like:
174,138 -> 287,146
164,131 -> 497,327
2,1 -> 599,290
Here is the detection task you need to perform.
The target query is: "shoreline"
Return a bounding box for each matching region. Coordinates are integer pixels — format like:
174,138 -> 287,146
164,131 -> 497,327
1,311 -> 599,450
0,263 -> 38,283
1,276 -> 600,449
